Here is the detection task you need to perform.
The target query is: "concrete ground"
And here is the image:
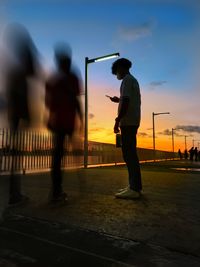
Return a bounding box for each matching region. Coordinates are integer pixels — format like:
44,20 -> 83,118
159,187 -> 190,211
0,160 -> 200,266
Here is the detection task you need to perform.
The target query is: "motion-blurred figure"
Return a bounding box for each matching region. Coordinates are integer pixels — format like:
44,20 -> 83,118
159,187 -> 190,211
184,149 -> 188,160
178,149 -> 182,160
4,23 -> 39,205
45,43 -> 83,203
189,147 -> 194,161
194,147 -> 198,162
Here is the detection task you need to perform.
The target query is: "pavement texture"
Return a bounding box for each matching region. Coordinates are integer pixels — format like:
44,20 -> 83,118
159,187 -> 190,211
0,160 -> 200,266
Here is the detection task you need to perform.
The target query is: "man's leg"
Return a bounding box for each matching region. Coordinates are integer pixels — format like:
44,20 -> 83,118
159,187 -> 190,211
9,120 -> 24,204
121,126 -> 142,192
51,132 -> 65,198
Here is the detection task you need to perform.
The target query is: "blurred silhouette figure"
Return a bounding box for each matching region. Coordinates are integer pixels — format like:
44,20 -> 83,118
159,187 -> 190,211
184,149 -> 188,160
189,147 -> 194,161
178,149 -> 182,160
109,58 -> 142,199
4,23 -> 39,205
198,150 -> 200,161
194,147 -> 198,162
45,43 -> 83,203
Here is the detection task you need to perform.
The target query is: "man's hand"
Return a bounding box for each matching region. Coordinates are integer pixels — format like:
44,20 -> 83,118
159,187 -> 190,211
114,119 -> 120,133
110,96 -> 120,103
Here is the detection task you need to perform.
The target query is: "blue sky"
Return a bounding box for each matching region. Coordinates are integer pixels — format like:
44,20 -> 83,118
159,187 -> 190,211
0,0 -> 200,150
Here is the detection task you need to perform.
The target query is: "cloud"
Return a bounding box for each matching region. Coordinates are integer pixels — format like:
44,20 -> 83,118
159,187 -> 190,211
89,127 -> 105,132
89,113 -> 95,119
158,128 -> 187,137
175,125 -> 200,134
138,132 -> 151,137
157,129 -> 171,136
118,21 -> 154,42
149,81 -> 167,89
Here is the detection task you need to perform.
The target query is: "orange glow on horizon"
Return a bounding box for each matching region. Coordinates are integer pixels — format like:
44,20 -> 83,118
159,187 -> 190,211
87,83 -> 199,153
88,126 -> 188,152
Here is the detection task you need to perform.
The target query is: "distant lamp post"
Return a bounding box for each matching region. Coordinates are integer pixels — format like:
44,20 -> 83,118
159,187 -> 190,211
184,136 -> 188,151
84,52 -> 120,168
193,140 -> 200,148
172,128 -> 175,154
152,112 -> 170,161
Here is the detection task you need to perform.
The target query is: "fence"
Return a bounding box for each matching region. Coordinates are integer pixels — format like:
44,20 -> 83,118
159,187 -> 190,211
0,128 -> 177,173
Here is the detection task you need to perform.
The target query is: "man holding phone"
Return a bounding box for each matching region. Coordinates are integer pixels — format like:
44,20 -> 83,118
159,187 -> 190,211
109,58 -> 142,199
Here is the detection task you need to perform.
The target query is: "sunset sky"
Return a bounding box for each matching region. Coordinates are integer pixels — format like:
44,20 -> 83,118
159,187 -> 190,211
0,0 -> 200,152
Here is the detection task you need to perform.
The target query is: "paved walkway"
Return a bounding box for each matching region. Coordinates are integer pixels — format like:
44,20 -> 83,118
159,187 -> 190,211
0,160 -> 200,266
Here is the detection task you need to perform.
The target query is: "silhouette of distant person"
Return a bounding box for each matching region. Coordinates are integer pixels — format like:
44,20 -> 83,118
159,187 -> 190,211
178,149 -> 182,160
194,147 -> 198,162
189,147 -> 194,161
184,149 -> 188,160
45,43 -> 83,203
109,58 -> 142,199
198,150 -> 200,161
4,23 -> 39,205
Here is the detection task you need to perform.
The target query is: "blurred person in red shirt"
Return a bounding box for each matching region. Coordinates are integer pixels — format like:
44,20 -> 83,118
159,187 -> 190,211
45,43 -> 83,203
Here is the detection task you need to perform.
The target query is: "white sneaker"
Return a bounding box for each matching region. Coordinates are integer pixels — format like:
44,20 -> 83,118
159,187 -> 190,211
115,188 -> 141,199
118,186 -> 129,192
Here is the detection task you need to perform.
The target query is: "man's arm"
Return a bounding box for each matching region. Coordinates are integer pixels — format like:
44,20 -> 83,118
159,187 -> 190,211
116,97 -> 129,122
45,82 -> 51,108
114,97 -> 129,133
73,74 -> 84,125
75,96 -> 83,124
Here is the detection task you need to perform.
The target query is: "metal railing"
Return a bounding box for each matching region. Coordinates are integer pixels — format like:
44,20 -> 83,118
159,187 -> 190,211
0,128 -> 177,173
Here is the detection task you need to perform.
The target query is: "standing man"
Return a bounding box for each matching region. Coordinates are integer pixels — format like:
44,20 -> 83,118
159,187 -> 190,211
45,43 -> 83,203
110,58 -> 142,199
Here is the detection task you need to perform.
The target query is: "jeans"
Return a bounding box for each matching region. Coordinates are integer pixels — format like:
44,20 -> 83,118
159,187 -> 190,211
120,126 -> 142,192
9,122 -> 22,202
51,132 -> 65,197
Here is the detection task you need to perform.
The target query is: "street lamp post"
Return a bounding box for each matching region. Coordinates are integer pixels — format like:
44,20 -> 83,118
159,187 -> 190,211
84,57 -> 89,169
172,128 -> 175,154
152,112 -> 170,161
84,52 -> 120,168
184,136 -> 188,151
192,139 -> 200,147
193,140 -> 200,148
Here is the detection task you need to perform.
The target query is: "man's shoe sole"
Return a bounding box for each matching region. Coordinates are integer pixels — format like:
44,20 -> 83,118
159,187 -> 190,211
115,192 -> 142,200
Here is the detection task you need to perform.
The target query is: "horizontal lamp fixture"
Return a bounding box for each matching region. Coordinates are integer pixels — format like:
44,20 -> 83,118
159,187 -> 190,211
87,52 -> 120,64
153,112 -> 170,116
